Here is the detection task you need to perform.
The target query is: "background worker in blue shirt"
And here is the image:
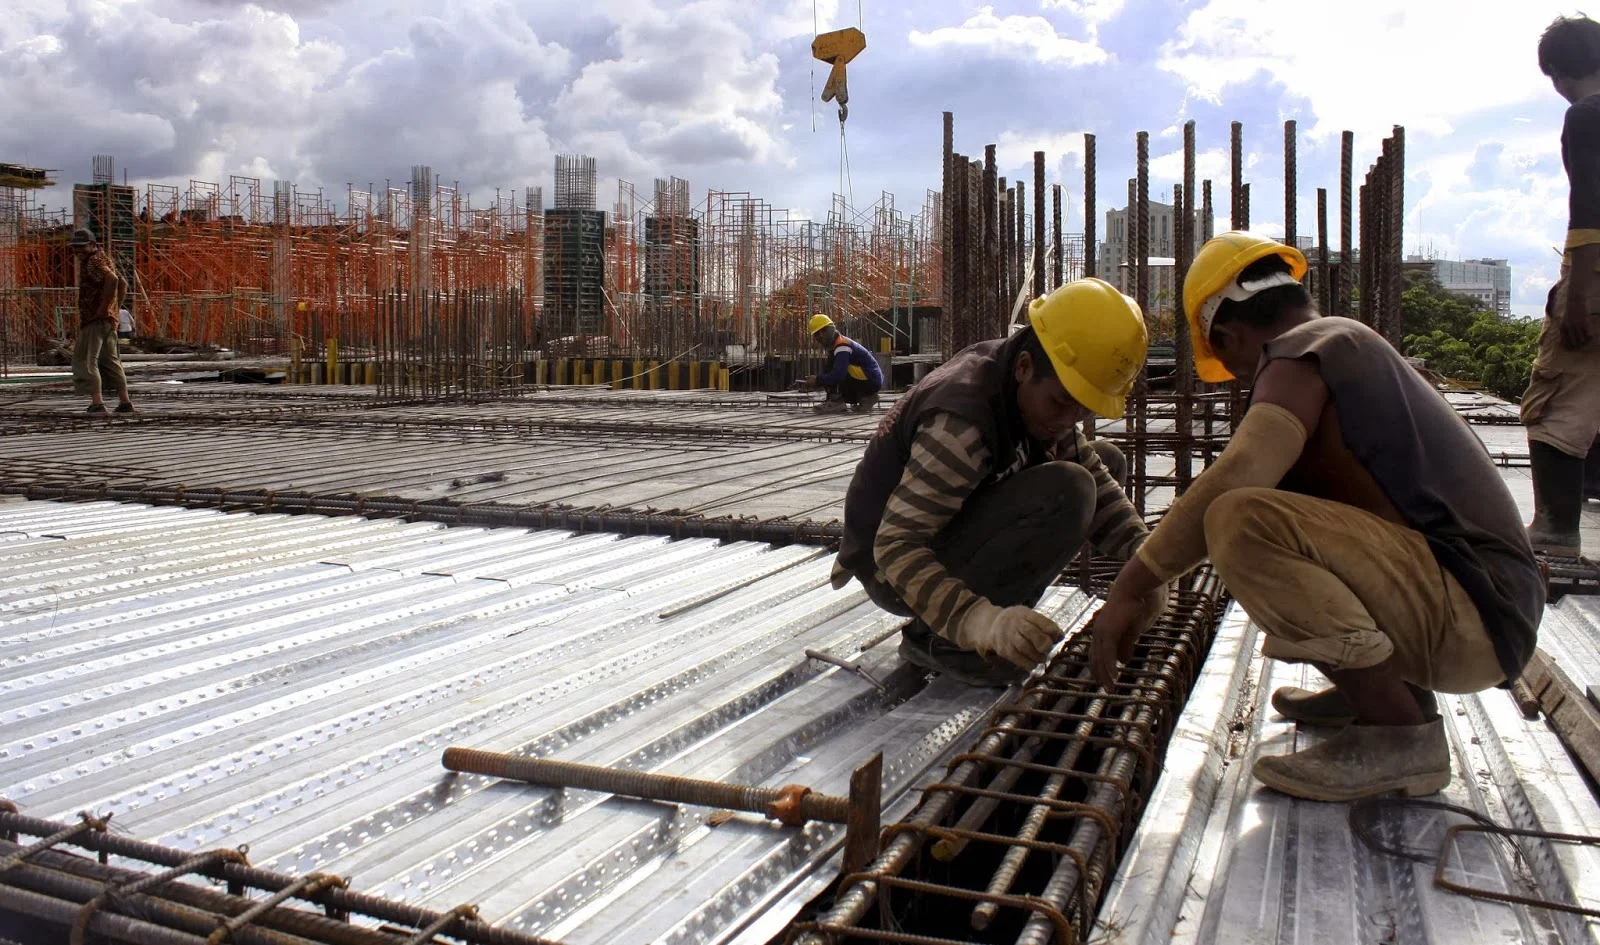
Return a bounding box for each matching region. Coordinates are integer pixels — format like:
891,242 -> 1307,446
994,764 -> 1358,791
795,314 -> 884,414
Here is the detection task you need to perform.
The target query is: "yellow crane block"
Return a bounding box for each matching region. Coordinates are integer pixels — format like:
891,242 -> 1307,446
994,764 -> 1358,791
812,27 -> 865,121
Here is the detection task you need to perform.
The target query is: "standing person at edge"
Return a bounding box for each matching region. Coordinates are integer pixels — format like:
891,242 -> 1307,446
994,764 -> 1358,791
1525,15 -> 1600,557
1089,232 -> 1542,801
795,314 -> 883,414
830,279 -> 1168,686
68,228 -> 135,415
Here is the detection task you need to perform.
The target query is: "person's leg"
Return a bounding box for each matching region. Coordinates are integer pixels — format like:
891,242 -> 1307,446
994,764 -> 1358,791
813,383 -> 848,414
1522,366 -> 1600,555
97,324 -> 131,408
841,376 -> 880,410
1202,488 -> 1501,800
72,324 -> 106,409
896,462 -> 1098,685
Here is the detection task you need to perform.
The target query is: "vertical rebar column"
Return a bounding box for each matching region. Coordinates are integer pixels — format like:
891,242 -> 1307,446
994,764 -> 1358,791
1133,131 -> 1151,514
1359,180 -> 1373,328
1374,138 -> 1393,339
1033,151 -> 1046,300
950,152 -> 968,356
984,146 -> 998,339
1317,188 -> 1331,314
1240,182 -> 1251,231
1083,134 -> 1097,279
1202,180 -> 1213,242
1387,125 -> 1406,346
1284,119 -> 1297,249
969,158 -> 984,347
999,180 -> 1012,333
1051,184 -> 1063,290
1175,119 -> 1197,492
1230,122 -> 1244,230
942,112 -> 955,357
1016,183 -> 1028,311
1340,130 -> 1355,318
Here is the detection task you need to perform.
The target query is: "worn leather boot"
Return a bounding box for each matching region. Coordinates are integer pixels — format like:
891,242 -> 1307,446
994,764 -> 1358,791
1270,683 -> 1437,726
1252,716 -> 1451,801
1528,440 -> 1584,556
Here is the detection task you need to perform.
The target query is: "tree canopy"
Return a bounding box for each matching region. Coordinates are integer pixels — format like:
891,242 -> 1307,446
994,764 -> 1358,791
1399,270 -> 1540,402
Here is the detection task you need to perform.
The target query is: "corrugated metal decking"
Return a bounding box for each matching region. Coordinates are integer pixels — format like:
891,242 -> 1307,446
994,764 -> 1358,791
1097,605 -> 1600,945
0,497 -> 1092,944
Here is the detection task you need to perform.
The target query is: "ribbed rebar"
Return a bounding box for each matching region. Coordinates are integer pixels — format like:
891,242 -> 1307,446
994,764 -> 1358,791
441,748 -> 852,825
1317,187 -> 1331,314
1083,134 -> 1097,279
1034,151 -> 1047,299
1340,130 -> 1355,317
1283,119 -> 1297,248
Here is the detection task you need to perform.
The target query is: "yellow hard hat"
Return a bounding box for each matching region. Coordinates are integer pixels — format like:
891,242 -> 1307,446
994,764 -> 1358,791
1026,277 -> 1148,419
1183,231 -> 1308,383
808,313 -> 835,335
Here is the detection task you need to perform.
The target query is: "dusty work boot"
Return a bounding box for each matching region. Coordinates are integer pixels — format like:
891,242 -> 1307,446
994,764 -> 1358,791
1528,440 -> 1583,556
1270,683 -> 1437,726
1252,716 -> 1451,801
897,621 -> 1024,687
85,403 -> 107,416
850,392 -> 880,413
812,398 -> 850,415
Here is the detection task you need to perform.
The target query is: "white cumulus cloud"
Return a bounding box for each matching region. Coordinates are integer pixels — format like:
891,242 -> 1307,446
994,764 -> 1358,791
909,6 -> 1108,67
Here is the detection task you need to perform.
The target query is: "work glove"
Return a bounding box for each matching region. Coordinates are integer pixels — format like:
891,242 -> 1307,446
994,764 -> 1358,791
953,599 -> 1064,669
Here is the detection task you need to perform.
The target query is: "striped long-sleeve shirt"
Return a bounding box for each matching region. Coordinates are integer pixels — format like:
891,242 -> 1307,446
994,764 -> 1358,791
857,411 -> 1147,638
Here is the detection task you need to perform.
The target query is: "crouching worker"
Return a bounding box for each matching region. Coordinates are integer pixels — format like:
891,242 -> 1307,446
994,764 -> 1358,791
1089,232 -> 1543,801
796,314 -> 884,413
831,278 -> 1166,685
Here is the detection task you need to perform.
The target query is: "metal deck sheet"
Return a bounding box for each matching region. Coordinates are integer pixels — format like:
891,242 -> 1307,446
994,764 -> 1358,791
0,497 -> 1090,944
1096,605 -> 1600,945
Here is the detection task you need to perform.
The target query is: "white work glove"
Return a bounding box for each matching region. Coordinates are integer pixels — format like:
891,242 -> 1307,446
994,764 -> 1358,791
953,599 -> 1064,669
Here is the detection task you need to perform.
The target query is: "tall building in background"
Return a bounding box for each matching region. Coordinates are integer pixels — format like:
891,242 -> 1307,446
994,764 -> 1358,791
1100,199 -> 1203,273
1423,257 -> 1512,316
544,154 -> 606,337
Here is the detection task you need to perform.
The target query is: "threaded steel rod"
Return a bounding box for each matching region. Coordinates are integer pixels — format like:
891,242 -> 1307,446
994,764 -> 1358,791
441,748 -> 851,825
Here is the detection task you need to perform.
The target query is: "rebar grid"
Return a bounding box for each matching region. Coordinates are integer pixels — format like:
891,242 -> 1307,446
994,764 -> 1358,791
789,566 -> 1228,945
0,808 -> 563,945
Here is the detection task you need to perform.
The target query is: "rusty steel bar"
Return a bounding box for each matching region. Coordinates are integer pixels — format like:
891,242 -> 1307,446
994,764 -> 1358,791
1340,130 -> 1355,317
794,569 -> 1228,945
1000,175 -> 1012,333
0,813 -> 109,875
442,748 -> 852,825
1083,134 -> 1097,279
941,112 -> 955,354
1239,181 -> 1250,231
1034,151 -> 1046,299
1174,118 -> 1197,493
984,145 -> 998,341
1051,183 -> 1064,289
1230,121 -> 1243,229
1388,125 -> 1406,346
0,810 -> 561,945
1015,181 -> 1028,313
1317,187 -> 1331,314
1284,119 -> 1297,248
1201,179 -> 1214,243
1133,132 -> 1151,515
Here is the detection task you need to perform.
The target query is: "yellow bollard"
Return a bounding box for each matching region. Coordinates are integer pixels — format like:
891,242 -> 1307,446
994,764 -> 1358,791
364,362 -> 377,385
879,336 -> 892,353
689,362 -> 701,390
611,360 -> 623,390
648,360 -> 661,390
326,338 -> 339,386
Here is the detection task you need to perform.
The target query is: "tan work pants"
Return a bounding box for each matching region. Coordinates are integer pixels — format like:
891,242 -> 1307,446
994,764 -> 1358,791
72,320 -> 127,399
1204,488 -> 1504,693
1524,262 -> 1600,458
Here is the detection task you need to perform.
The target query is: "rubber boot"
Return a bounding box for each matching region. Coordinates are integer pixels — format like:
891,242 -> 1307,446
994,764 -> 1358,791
1585,438 -> 1600,501
1270,683 -> 1437,726
1252,716 -> 1451,801
1528,439 -> 1584,556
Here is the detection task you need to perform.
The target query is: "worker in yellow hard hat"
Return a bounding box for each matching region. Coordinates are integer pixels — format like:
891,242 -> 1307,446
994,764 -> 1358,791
830,277 -> 1165,685
1087,230 -> 1541,802
794,313 -> 885,413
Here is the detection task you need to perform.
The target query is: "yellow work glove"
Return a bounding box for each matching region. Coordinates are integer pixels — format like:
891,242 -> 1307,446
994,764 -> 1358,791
954,600 -> 1064,669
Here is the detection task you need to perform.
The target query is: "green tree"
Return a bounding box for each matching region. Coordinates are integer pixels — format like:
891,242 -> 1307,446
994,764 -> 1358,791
1399,270 -> 1539,401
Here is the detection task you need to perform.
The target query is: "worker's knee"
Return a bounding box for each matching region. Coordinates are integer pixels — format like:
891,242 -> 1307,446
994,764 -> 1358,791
1003,461 -> 1096,532
1088,439 -> 1126,487
1202,488 -> 1290,577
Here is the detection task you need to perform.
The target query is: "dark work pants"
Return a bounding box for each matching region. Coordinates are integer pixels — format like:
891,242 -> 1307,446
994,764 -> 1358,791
860,440 -> 1127,621
825,375 -> 882,405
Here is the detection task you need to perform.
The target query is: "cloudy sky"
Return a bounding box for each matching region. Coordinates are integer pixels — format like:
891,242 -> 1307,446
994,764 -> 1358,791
1,0 -> 1581,315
